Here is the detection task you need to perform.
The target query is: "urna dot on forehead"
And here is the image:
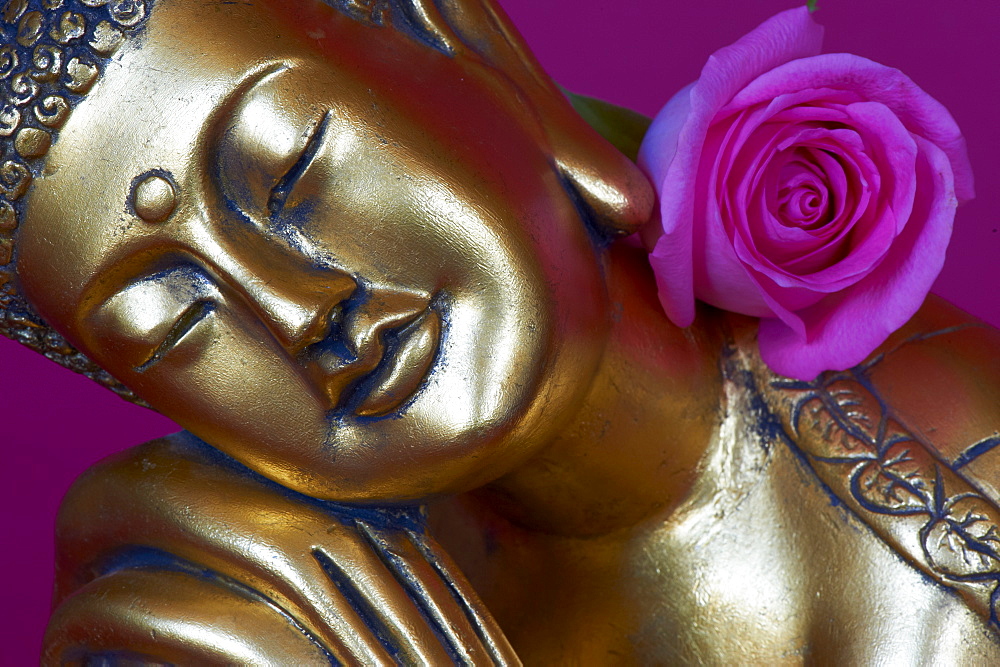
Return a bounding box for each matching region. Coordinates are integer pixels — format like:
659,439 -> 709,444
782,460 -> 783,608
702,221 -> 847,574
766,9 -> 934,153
0,0 -> 450,399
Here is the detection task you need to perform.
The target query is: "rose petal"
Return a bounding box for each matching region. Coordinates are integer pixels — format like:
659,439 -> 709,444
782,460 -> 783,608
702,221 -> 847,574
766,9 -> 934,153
692,204 -> 775,317
758,134 -> 955,379
693,130 -> 776,317
639,81 -> 697,229
842,101 -> 918,235
739,122 -> 909,292
752,268 -> 813,339
693,8 -> 825,116
773,104 -> 918,289
775,158 -> 829,228
727,53 -> 973,202
755,132 -> 860,257
639,7 -> 824,326
716,115 -> 878,286
642,84 -> 699,326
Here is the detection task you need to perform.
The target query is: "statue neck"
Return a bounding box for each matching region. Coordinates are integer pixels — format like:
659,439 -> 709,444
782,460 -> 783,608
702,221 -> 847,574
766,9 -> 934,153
475,242 -> 733,536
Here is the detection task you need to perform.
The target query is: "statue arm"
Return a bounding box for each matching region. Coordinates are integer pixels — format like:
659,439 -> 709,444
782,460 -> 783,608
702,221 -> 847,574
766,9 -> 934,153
44,433 -> 518,666
45,567 -> 334,665
757,295 -> 1000,503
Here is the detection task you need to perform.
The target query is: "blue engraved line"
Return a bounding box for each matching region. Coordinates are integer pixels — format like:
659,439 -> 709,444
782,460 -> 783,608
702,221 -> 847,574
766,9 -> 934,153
849,367 -> 919,459
849,373 -> 896,459
855,323 -> 983,373
99,546 -> 339,665
311,548 -> 402,663
810,453 -> 878,465
555,165 -> 616,250
932,465 -> 948,516
771,388 -> 1000,627
953,437 -> 1000,471
780,372 -> 870,442
848,461 -> 932,517
990,583 -> 1000,628
847,366 -> 1000,511
354,520 -> 468,665
177,433 -> 428,533
135,300 -> 216,373
783,323 -> 986,458
319,0 -> 454,55
335,292 -> 451,423
268,110 -> 332,218
769,354 -> 1000,629
61,649 -> 173,666
916,503 -> 1000,588
819,387 -> 878,449
406,528 -> 511,666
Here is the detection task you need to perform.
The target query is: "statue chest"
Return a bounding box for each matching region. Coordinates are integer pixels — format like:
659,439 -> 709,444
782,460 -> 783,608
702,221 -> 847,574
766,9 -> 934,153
433,430 -> 1000,663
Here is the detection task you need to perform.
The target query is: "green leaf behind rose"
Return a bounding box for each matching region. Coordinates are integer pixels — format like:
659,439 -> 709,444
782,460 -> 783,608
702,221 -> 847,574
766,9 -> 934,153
562,88 -> 651,163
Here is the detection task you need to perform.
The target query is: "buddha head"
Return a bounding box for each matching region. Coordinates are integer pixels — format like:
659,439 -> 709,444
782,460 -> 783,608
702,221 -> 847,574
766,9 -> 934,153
1,0 -> 653,501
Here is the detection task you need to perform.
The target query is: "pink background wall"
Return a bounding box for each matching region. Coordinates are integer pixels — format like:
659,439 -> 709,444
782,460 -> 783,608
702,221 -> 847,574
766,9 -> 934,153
3,1 -> 998,661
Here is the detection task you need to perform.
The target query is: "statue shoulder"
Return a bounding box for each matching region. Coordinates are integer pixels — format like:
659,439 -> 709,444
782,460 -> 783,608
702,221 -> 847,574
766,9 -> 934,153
756,295 -> 1000,495
47,433 -> 338,663
862,295 -> 1000,481
754,296 -> 1000,634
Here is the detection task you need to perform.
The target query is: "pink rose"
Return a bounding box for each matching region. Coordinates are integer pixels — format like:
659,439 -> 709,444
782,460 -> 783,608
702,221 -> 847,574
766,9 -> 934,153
638,7 -> 974,380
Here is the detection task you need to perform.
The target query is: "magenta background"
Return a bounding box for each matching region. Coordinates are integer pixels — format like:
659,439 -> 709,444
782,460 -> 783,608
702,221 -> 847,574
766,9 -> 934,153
2,1 -> 998,662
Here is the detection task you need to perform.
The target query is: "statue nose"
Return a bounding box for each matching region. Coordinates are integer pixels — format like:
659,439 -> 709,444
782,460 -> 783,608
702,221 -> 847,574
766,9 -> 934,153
194,225 -> 360,352
553,135 -> 655,238
539,94 -> 655,238
212,252 -> 358,352
301,286 -> 432,408
247,270 -> 359,352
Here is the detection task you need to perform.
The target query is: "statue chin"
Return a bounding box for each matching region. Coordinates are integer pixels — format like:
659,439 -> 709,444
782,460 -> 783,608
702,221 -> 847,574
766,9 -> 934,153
0,0 -> 997,663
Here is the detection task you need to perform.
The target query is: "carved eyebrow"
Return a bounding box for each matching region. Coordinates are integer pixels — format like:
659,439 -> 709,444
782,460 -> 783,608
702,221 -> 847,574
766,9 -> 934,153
210,60 -> 290,154
267,110 -> 333,217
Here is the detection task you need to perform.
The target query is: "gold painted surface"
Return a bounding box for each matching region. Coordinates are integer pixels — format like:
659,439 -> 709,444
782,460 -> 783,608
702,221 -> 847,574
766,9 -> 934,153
46,433 -> 518,665
431,297 -> 1000,664
132,173 -> 177,223
18,0 -> 651,504
0,0 -> 995,662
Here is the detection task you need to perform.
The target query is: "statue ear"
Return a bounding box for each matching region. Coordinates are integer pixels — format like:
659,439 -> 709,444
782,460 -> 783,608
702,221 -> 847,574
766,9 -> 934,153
401,0 -> 654,238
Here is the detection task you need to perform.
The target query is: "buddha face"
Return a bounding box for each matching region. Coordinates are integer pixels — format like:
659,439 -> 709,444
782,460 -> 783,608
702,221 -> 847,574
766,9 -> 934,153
15,0 -> 648,501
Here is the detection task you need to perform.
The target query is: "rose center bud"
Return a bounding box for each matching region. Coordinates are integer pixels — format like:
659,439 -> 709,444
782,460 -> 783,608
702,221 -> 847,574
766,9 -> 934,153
754,140 -> 862,275
774,150 -> 834,229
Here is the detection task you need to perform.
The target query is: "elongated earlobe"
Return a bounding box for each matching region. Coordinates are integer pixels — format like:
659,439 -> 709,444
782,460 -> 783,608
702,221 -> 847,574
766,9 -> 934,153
555,156 -> 654,239
407,0 -> 654,237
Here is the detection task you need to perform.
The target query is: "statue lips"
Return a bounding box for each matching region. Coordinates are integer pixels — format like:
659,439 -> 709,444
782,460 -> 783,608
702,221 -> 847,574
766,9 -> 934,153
353,307 -> 441,417
304,289 -> 441,417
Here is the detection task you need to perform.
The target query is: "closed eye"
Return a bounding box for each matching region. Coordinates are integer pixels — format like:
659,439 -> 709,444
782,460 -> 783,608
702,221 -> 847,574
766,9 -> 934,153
135,300 -> 216,373
86,264 -> 221,371
267,110 -> 332,218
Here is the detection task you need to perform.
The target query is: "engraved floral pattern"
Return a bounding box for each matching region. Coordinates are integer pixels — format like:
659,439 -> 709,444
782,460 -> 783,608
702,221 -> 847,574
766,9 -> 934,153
772,337 -> 1000,628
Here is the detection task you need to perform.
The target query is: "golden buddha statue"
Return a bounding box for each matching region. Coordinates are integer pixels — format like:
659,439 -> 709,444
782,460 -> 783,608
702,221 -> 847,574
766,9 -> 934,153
1,0 -> 997,663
